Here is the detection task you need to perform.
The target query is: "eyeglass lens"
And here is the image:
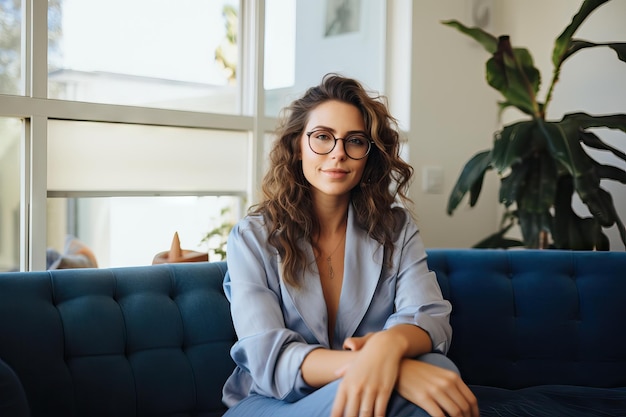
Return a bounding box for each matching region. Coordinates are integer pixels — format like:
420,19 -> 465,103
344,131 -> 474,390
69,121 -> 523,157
307,130 -> 371,160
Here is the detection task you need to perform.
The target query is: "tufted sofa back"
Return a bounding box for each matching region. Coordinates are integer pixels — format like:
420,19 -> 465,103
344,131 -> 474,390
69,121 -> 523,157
0,261 -> 234,417
427,249 -> 626,390
3,249 -> 626,416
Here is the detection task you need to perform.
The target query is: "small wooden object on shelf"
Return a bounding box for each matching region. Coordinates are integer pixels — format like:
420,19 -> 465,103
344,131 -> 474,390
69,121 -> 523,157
152,232 -> 208,264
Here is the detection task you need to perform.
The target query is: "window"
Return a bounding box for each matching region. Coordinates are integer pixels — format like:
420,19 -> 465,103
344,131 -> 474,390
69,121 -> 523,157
48,0 -> 240,114
46,120 -> 248,268
1,0 -> 393,270
0,0 -> 22,95
0,117 -> 20,271
263,0 -> 387,117
47,196 -> 242,268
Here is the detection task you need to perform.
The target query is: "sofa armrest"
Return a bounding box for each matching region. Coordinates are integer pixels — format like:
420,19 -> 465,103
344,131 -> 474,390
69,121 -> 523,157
0,357 -> 29,417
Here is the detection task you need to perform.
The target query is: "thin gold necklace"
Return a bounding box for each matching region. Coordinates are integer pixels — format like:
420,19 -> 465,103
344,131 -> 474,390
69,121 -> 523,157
322,231 -> 346,279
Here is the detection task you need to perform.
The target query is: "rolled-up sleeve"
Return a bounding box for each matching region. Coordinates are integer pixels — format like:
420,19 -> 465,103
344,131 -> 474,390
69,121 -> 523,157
223,219 -> 322,405
383,214 -> 452,354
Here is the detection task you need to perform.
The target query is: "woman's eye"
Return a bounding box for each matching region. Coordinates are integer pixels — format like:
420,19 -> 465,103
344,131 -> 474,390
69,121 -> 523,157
347,136 -> 367,146
315,132 -> 332,141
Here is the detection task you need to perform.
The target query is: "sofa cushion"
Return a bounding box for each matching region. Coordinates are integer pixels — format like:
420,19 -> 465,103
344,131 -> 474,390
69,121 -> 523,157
0,262 -> 234,417
0,357 -> 29,417
427,249 -> 626,389
472,385 -> 626,417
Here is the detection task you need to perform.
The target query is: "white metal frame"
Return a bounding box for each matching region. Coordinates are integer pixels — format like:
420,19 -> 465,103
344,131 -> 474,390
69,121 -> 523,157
5,0 -> 275,271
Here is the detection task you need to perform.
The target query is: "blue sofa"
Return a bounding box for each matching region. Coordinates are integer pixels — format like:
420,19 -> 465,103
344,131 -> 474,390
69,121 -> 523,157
1,249 -> 625,416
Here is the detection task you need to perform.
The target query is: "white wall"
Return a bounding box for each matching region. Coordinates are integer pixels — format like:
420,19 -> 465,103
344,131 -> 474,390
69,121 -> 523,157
294,0 -> 386,96
408,1 -> 501,248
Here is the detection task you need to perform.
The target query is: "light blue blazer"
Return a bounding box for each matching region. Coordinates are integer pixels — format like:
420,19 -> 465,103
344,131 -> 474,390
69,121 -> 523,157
222,205 -> 452,407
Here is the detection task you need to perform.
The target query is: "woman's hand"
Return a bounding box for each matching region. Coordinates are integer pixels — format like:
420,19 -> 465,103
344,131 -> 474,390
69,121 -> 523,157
342,332 -> 375,352
396,359 -> 479,417
330,331 -> 403,417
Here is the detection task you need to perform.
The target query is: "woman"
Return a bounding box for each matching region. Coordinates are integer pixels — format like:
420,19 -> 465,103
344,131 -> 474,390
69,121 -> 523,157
222,74 -> 479,417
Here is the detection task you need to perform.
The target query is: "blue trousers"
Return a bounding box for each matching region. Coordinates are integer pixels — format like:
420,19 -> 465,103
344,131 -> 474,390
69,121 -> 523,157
223,353 -> 459,417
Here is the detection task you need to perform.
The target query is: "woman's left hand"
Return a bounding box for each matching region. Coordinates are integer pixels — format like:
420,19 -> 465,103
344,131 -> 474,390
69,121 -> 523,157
396,359 -> 479,417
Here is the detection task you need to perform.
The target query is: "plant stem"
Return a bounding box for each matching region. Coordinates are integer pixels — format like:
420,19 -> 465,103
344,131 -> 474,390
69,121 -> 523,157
543,65 -> 561,117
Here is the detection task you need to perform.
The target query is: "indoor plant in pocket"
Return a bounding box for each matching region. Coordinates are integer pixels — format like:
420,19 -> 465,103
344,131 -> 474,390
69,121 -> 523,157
444,0 -> 626,249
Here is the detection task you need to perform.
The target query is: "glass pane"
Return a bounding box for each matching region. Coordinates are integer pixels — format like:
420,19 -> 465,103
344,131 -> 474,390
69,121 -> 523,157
47,195 -> 242,269
264,0 -> 386,117
47,120 -> 249,194
48,0 -> 240,114
264,0 -> 295,116
0,117 -> 21,271
0,0 -> 22,95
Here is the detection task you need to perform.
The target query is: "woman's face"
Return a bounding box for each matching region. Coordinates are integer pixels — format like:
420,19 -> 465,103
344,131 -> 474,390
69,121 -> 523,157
300,100 -> 369,201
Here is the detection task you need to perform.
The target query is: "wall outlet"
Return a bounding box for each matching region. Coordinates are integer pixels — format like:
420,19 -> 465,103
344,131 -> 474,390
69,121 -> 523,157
422,166 -> 444,194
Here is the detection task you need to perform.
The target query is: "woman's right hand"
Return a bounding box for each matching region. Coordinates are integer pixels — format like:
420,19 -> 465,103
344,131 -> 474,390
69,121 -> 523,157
330,331 -> 405,417
396,359 -> 479,417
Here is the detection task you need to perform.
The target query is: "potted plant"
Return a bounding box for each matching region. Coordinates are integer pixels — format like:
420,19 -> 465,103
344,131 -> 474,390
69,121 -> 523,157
201,206 -> 235,260
444,0 -> 626,249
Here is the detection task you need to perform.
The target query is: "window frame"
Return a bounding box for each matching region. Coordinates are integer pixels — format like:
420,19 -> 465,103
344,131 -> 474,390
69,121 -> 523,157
2,0 -> 407,271
1,0 -> 275,270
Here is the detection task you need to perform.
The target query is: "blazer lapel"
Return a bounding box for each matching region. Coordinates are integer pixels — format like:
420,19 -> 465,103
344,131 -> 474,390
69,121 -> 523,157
281,241 -> 331,347
333,205 -> 384,346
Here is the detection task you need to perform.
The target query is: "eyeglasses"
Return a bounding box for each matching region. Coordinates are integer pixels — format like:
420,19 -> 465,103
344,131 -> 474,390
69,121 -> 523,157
306,129 -> 373,160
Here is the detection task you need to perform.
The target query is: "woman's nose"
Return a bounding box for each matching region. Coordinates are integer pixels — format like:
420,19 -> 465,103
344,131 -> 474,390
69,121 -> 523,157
330,138 -> 348,159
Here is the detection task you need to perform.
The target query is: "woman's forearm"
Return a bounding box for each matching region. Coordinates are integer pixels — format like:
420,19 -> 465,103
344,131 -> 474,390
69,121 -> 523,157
300,347 -> 356,387
382,323 -> 434,358
301,324 -> 432,388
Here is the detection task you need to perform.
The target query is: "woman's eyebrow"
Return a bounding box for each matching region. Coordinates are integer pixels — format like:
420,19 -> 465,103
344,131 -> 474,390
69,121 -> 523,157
309,125 -> 367,135
309,125 -> 335,132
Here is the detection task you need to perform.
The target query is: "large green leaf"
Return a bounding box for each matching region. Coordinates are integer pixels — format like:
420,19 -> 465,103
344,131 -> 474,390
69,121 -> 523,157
579,131 -> 626,162
600,187 -> 626,242
486,37 -> 541,115
595,163 -> 626,183
499,163 -> 529,207
552,175 -> 609,250
514,153 -> 557,248
552,0 -> 611,67
473,224 -> 524,249
520,153 -> 558,211
473,235 -> 525,249
539,120 -> 616,227
517,209 -> 552,249
491,121 -> 536,172
468,171 -> 485,207
561,112 -> 626,133
473,210 -> 524,249
447,150 -> 492,215
562,39 -> 626,63
441,20 -> 498,53
555,210 -> 609,250
553,176 -> 581,249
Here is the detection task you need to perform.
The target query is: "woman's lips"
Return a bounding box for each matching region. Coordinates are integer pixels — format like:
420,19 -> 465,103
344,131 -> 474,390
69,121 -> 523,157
322,168 -> 348,178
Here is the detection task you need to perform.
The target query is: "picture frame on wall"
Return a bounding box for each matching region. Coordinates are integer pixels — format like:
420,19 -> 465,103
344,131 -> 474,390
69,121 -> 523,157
325,0 -> 361,37
466,0 -> 494,32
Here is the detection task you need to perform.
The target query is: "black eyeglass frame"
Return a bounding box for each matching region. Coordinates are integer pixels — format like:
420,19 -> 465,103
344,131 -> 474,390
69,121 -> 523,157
305,130 -> 374,160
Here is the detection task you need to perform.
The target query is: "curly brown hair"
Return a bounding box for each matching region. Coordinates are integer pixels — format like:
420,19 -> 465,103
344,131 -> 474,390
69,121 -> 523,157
251,74 -> 414,287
